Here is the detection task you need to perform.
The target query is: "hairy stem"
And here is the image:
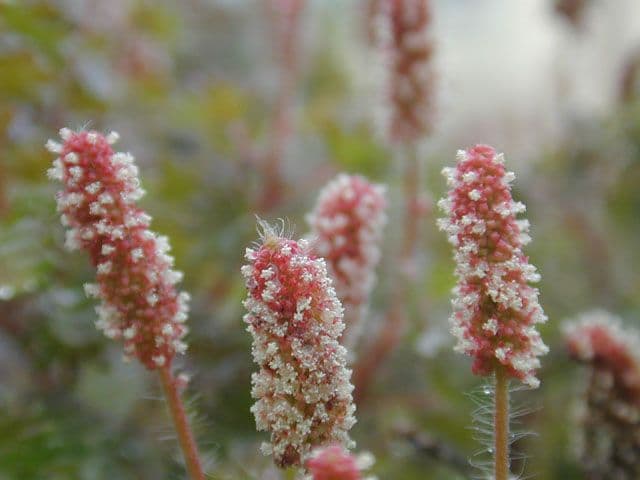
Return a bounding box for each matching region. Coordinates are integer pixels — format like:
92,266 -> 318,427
159,366 -> 206,480
494,369 -> 510,480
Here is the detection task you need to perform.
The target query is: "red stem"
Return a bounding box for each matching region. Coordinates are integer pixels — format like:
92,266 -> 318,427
159,366 -> 206,480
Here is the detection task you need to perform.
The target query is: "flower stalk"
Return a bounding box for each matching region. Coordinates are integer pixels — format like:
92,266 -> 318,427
159,366 -> 206,480
438,145 -> 548,478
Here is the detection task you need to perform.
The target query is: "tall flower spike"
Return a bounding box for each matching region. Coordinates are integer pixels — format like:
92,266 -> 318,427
306,444 -> 376,480
377,0 -> 436,144
241,221 -> 356,468
437,145 -> 548,388
564,310 -> 640,479
306,174 -> 387,313
47,129 -> 189,369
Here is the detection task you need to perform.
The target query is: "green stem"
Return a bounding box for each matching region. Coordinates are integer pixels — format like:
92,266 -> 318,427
494,369 -> 510,480
159,366 -> 206,480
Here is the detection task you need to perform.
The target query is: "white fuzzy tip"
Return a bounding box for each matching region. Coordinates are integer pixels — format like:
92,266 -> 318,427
106,131 -> 120,144
46,140 -> 62,154
59,128 -> 73,141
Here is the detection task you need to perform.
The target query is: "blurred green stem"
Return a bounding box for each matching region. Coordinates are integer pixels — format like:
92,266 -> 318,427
494,369 -> 510,480
159,366 -> 206,480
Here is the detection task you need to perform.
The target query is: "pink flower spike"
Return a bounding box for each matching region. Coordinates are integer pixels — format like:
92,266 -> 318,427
564,310 -> 640,477
564,310 -> 640,405
438,145 -> 548,388
47,129 -> 189,370
306,174 -> 387,311
241,221 -> 356,468
378,0 -> 436,144
306,444 -> 375,480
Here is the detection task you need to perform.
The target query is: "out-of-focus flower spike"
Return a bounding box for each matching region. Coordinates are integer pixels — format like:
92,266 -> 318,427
46,128 -> 189,370
438,145 -> 548,388
306,174 -> 387,313
242,222 -> 356,468
564,310 -> 640,479
306,444 -> 376,480
377,0 -> 436,144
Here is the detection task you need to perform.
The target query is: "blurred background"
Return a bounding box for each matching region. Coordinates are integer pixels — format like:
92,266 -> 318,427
1,0 -> 640,478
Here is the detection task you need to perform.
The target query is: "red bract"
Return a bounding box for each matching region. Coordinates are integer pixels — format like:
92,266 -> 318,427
306,444 -> 374,480
438,145 -> 548,388
241,222 -> 356,468
378,0 -> 436,143
306,174 -> 387,310
46,129 -> 189,370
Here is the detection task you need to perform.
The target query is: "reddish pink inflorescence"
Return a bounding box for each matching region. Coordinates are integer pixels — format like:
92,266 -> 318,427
564,310 -> 640,478
46,128 -> 189,370
306,444 -> 374,480
565,310 -> 640,405
306,174 -> 387,311
378,0 -> 436,144
438,145 -> 548,388
241,222 -> 356,468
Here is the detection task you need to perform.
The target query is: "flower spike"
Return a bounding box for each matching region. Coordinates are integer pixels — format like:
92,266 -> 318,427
306,174 -> 387,312
242,221 -> 356,468
47,129 -> 189,370
564,310 -> 640,478
378,0 -> 436,144
438,145 -> 548,388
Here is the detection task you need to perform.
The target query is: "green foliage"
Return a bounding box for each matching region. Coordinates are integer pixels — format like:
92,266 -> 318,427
0,2 -> 639,479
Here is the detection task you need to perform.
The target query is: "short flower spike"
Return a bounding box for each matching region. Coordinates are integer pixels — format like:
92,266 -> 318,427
438,145 -> 548,388
241,221 -> 356,468
47,128 -> 189,369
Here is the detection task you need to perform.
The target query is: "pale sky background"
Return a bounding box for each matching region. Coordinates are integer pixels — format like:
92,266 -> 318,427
313,0 -> 640,166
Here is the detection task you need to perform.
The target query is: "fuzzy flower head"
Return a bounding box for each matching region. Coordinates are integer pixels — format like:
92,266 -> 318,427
306,174 -> 387,310
437,145 -> 548,388
46,128 -> 189,369
377,0 -> 436,144
241,221 -> 356,468
306,444 -> 375,480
